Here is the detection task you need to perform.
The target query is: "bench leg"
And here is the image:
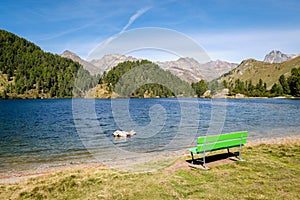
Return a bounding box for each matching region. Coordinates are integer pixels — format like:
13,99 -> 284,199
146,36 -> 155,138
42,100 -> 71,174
202,152 -> 209,170
238,153 -> 245,161
190,152 -> 209,170
238,145 -> 245,161
191,152 -> 195,164
202,160 -> 209,170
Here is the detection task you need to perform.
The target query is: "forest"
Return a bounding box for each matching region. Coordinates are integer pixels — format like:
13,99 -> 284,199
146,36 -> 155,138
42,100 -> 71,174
99,60 -> 198,98
221,67 -> 300,97
0,30 -> 97,99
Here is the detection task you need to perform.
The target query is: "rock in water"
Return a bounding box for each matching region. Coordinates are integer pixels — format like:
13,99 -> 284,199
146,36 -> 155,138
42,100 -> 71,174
113,130 -> 126,137
113,130 -> 136,138
127,130 -> 136,136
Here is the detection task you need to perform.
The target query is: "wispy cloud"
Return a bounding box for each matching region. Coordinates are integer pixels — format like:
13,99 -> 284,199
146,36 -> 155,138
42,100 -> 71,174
88,7 -> 151,59
121,7 -> 151,33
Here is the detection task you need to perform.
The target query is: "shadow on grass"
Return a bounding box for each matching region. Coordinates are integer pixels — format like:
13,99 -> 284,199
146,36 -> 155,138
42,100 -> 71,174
186,152 -> 241,168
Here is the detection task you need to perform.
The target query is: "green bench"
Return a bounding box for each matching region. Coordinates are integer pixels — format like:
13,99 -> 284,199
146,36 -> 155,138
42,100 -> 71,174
188,131 -> 248,169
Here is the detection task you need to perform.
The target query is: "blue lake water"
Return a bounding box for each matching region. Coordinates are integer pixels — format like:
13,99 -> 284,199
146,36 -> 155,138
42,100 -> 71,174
0,98 -> 300,172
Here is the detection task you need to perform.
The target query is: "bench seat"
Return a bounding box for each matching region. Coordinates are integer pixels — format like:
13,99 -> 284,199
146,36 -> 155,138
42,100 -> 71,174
188,131 -> 248,169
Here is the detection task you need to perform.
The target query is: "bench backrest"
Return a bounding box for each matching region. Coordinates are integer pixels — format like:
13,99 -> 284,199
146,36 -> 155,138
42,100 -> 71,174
196,131 -> 248,153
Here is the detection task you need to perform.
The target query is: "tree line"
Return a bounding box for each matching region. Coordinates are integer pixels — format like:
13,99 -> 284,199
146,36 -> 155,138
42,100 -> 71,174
99,60 -> 198,98
0,30 -> 97,99
222,67 -> 300,97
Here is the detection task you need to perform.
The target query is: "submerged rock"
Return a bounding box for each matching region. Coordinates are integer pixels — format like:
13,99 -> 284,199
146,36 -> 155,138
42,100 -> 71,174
113,130 -> 136,138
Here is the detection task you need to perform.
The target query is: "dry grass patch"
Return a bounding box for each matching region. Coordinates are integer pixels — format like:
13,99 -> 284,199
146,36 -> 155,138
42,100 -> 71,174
1,139 -> 299,199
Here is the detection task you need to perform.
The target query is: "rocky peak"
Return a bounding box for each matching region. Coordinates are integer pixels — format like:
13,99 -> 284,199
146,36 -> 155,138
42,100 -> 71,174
156,57 -> 205,82
198,60 -> 238,81
61,50 -> 80,60
90,54 -> 138,73
60,50 -> 98,75
156,58 -> 237,82
263,50 -> 296,63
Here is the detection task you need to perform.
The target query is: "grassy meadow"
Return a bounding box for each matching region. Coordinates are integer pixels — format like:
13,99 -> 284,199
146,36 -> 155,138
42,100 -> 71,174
1,139 -> 299,200
221,56 -> 300,88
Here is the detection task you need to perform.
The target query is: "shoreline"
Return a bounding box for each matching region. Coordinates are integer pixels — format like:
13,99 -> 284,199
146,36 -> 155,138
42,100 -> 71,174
1,95 -> 300,100
1,134 -> 299,184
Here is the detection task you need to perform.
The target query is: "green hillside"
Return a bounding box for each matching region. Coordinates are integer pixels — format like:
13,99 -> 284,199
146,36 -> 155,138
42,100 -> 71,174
97,60 -> 196,98
221,56 -> 300,89
217,56 -> 300,97
0,30 -> 96,99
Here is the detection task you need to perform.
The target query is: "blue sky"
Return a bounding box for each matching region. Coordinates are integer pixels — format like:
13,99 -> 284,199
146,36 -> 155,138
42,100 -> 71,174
1,0 -> 300,63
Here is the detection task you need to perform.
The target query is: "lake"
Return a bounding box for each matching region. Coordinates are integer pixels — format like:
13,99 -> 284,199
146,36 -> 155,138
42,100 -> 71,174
0,98 -> 299,172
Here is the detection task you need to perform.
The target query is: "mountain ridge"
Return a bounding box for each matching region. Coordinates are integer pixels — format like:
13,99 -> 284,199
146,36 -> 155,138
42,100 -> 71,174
263,50 -> 297,63
90,54 -> 138,74
60,50 -> 99,75
221,55 -> 300,89
61,51 -> 237,82
60,50 -> 300,84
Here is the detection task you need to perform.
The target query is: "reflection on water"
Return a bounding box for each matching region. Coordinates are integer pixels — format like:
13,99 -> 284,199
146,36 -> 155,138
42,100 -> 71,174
0,98 -> 299,172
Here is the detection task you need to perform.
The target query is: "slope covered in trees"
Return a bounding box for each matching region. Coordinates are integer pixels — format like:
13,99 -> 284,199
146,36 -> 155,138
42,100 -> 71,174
0,30 -> 96,99
212,55 -> 300,97
221,56 -> 300,88
98,60 -> 198,98
218,67 -> 300,97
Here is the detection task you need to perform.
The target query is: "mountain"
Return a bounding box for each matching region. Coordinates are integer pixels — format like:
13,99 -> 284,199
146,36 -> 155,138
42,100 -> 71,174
221,55 -> 300,89
63,52 -> 237,82
199,60 -> 238,81
90,60 -> 194,98
156,58 -> 237,82
90,54 -> 138,74
263,50 -> 297,63
156,57 -> 205,82
60,50 -> 98,75
0,30 -> 95,99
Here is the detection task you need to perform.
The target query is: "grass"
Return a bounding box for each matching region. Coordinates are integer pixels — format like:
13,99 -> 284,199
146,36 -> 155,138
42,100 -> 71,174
222,56 -> 300,88
1,141 -> 300,200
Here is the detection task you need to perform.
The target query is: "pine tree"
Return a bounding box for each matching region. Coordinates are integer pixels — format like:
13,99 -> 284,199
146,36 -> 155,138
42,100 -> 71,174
279,75 -> 290,94
288,68 -> 300,97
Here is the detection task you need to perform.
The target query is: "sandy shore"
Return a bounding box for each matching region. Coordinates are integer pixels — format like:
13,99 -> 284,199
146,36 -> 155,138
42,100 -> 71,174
1,134 -> 299,184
